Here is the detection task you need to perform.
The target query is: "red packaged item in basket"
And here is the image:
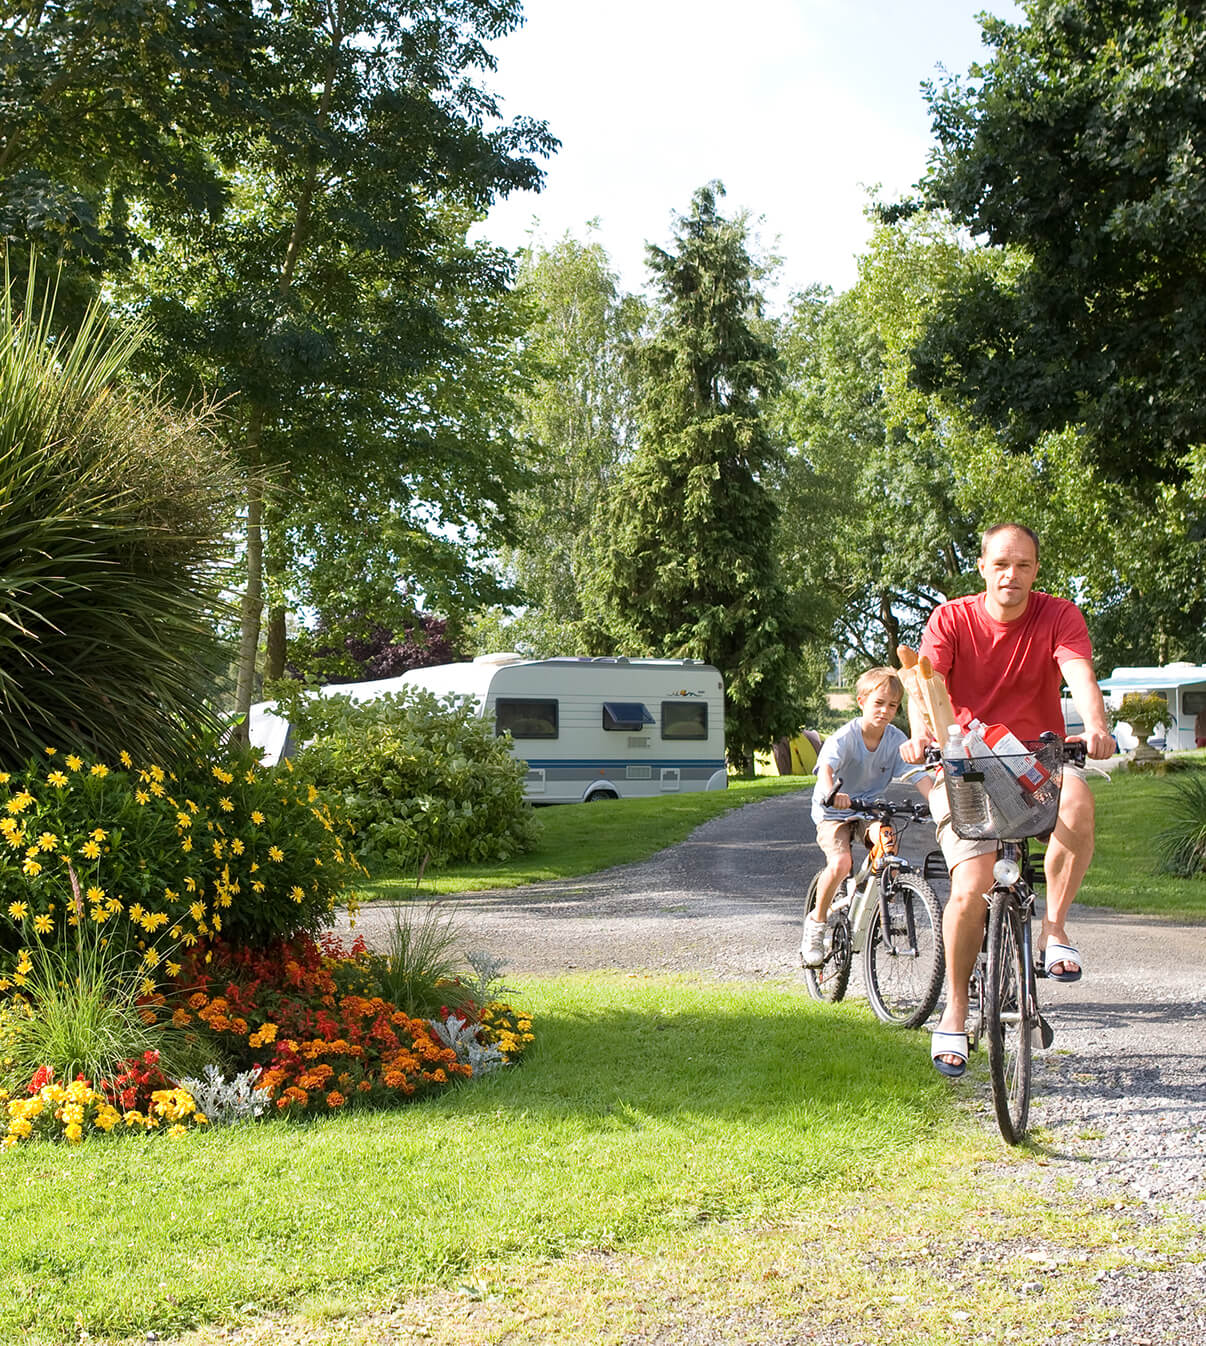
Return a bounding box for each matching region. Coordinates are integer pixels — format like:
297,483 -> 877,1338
972,720 -> 1052,794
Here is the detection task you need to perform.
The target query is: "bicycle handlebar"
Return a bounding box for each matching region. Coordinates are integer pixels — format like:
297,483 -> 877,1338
922,733 -> 1088,770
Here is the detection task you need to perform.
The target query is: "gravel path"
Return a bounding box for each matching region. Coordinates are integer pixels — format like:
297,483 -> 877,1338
343,791 -> 1206,1343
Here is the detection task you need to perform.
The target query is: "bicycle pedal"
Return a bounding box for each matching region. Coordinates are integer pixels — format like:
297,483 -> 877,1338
1038,1016 -> 1055,1049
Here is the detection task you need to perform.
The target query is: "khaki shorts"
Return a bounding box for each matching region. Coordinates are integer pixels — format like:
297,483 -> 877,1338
816,818 -> 873,862
931,764 -> 1086,870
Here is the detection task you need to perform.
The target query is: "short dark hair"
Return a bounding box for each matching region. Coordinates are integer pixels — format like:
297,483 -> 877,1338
980,522 -> 1039,561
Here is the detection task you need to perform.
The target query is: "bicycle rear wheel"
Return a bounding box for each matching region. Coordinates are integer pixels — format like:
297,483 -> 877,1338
985,888 -> 1032,1143
802,870 -> 852,1003
862,873 -> 945,1028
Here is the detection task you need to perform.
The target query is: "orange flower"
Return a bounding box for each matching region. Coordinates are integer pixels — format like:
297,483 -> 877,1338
326,1091 -> 346,1109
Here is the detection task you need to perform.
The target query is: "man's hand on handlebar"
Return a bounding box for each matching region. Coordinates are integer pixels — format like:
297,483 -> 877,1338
900,735 -> 933,765
1068,728 -> 1115,760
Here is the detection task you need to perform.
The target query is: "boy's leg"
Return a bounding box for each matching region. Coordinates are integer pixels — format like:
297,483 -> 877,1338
811,822 -> 853,922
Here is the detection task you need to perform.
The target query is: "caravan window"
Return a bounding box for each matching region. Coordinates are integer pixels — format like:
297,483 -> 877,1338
496,698 -> 558,739
661,700 -> 707,740
602,702 -> 654,732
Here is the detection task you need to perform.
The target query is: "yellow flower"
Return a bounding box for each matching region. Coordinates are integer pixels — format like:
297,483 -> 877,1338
250,811 -> 265,825
189,901 -> 205,922
90,906 -> 109,924
7,901 -> 28,920
268,846 -> 284,862
0,772 -> 8,784
43,747 -> 56,756
21,857 -> 41,878
218,797 -> 234,812
290,886 -> 305,904
90,828 -> 108,842
80,840 -> 101,860
175,812 -> 192,829
180,835 -> 193,852
65,755 -> 83,772
230,837 -> 245,856
33,914 -> 53,934
149,765 -> 165,783
149,781 -> 165,797
89,763 -> 109,778
6,791 -> 34,814
119,750 -> 133,768
46,770 -> 68,788
36,831 -> 58,851
86,886 -> 105,903
166,961 -> 181,978
135,789 -> 150,805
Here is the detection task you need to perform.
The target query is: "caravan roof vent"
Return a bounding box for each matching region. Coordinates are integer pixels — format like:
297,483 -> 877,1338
473,652 -> 525,666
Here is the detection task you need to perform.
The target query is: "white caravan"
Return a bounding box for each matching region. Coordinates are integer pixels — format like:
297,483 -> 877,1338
397,654 -> 728,803
248,653 -> 728,803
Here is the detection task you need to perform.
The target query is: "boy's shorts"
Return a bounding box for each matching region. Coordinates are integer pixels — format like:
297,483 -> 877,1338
815,818 -> 873,862
931,764 -> 1087,870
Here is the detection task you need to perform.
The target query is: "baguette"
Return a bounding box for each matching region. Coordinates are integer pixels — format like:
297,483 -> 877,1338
898,645 -> 957,741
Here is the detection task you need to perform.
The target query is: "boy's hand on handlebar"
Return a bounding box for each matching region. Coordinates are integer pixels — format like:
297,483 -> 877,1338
831,791 -> 851,811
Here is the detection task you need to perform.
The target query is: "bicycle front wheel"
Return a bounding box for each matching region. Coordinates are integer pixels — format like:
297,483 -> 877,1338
985,888 -> 1032,1144
802,870 -> 852,1003
862,874 -> 945,1028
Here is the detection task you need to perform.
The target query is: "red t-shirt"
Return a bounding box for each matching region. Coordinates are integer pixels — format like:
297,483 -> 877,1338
919,591 -> 1093,741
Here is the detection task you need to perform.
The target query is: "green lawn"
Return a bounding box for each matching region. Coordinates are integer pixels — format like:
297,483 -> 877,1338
1079,762 -> 1206,922
0,976 -> 973,1343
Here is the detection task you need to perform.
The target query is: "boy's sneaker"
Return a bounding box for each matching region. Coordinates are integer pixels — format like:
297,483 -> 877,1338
800,916 -> 828,967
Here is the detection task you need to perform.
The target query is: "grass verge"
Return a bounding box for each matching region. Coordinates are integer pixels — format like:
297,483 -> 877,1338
357,776 -> 809,899
1080,765 -> 1206,922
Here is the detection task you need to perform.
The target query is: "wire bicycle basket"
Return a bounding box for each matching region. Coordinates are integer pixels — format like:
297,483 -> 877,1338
942,738 -> 1066,840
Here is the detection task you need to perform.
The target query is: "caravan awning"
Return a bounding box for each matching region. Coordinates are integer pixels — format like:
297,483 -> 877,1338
1098,664 -> 1206,693
602,701 -> 655,731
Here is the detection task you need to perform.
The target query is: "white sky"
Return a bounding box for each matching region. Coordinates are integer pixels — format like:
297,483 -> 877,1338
474,0 -> 1023,302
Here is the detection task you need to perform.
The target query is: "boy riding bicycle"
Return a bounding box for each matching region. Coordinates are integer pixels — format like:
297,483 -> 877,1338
802,667 -> 932,967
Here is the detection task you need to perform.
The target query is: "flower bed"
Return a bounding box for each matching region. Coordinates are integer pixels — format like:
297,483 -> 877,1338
0,743 -> 534,1147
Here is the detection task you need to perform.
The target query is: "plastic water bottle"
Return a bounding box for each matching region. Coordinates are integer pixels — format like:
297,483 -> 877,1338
944,724 -> 967,777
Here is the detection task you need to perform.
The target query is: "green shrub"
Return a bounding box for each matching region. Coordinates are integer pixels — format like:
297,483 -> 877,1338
268,685 -> 541,869
0,735 -> 364,979
0,263 -> 240,772
1153,770 -> 1206,877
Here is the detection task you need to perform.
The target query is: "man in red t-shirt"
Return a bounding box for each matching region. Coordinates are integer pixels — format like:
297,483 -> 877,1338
903,524 -> 1114,1077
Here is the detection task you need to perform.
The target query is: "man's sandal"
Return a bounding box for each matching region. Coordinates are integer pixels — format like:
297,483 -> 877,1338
930,1030 -> 969,1078
1037,940 -> 1083,983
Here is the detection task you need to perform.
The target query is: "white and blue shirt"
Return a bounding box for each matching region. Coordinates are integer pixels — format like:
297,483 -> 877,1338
810,719 -> 908,823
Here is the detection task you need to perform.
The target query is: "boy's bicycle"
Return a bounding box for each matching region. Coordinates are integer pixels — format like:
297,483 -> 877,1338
941,733 -> 1088,1144
802,792 -> 945,1029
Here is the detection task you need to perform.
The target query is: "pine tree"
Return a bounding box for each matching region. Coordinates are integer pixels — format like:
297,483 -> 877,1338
587,184 -> 813,769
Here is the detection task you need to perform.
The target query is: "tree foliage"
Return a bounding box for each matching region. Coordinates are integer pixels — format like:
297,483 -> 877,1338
0,1 -> 257,307
587,184 -> 816,766
911,0 -> 1206,484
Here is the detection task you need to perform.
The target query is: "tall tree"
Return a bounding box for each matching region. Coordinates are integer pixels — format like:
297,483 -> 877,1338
484,231 -> 644,655
132,2 -> 555,721
587,184 -> 816,768
908,0 -> 1206,485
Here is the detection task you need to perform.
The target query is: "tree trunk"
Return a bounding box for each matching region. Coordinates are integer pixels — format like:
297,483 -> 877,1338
233,475 -> 264,737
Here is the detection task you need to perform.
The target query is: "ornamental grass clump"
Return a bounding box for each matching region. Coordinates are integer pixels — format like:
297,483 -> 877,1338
1154,770 -> 1206,878
0,263 -> 240,773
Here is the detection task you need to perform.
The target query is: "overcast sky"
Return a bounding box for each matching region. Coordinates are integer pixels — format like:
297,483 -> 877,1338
473,0 -> 1023,302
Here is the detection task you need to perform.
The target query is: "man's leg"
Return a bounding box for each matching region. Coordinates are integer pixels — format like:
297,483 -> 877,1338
935,851 -> 996,1047
1041,771 -> 1094,976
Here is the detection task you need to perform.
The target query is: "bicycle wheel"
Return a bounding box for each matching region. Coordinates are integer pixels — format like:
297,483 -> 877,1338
985,888 -> 1032,1144
802,870 -> 852,1003
862,873 -> 945,1028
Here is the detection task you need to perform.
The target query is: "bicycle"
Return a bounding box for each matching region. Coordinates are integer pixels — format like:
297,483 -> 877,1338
801,792 -> 945,1028
941,733 -> 1088,1144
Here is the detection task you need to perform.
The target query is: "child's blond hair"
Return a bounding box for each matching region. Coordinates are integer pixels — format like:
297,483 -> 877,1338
854,666 -> 903,702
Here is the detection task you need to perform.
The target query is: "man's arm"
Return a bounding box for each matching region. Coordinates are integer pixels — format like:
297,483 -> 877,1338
1061,657 -> 1114,759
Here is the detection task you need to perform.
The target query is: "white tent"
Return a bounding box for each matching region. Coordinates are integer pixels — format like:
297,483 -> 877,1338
1097,664 -> 1206,751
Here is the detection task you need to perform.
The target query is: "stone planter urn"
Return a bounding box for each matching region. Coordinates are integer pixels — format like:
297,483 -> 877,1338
1116,691 -> 1168,762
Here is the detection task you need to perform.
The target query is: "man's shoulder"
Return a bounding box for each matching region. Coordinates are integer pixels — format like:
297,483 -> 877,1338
927,593 -> 983,629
